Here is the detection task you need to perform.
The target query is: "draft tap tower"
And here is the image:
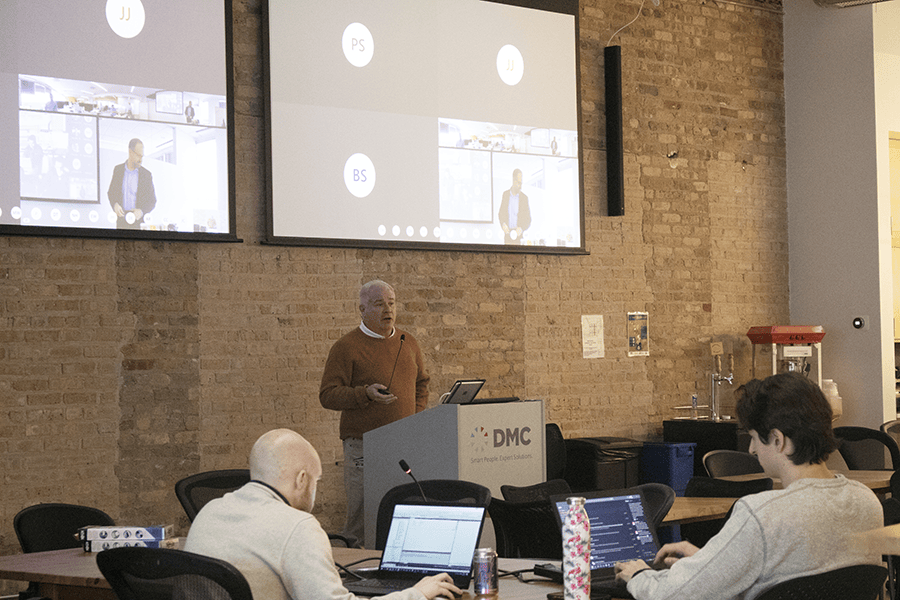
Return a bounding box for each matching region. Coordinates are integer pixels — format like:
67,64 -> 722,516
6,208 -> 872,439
709,341 -> 734,421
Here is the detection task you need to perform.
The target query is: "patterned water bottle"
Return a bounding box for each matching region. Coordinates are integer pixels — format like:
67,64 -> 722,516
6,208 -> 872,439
562,496 -> 590,600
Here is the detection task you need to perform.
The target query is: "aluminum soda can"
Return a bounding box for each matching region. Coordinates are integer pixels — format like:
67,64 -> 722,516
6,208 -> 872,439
473,547 -> 498,596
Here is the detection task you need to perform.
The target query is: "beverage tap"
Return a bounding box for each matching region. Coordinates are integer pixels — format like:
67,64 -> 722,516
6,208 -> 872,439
710,353 -> 734,421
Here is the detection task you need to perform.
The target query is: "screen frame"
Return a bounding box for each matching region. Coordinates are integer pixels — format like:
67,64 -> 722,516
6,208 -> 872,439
261,0 -> 586,255
0,0 -> 241,243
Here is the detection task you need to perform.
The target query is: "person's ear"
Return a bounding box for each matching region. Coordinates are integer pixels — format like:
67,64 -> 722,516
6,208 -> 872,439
770,429 -> 786,453
295,469 -> 308,492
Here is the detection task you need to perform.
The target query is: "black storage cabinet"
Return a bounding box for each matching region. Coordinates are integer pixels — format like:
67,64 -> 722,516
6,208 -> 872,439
563,437 -> 642,492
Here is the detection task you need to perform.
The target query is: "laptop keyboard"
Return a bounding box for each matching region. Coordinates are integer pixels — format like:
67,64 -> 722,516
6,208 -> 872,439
344,577 -> 413,596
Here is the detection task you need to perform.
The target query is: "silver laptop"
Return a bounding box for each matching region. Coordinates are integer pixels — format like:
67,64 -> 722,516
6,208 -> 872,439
440,379 -> 486,404
344,503 -> 486,596
550,489 -> 661,596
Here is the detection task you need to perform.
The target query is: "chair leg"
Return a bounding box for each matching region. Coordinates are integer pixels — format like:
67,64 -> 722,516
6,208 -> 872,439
888,555 -> 896,600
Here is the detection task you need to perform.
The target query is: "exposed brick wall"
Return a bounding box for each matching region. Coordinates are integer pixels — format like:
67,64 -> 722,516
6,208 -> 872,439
1,238 -> 121,557
0,0 -> 787,568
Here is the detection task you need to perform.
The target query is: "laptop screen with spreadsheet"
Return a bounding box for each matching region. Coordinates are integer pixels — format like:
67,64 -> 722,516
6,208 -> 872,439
379,503 -> 486,578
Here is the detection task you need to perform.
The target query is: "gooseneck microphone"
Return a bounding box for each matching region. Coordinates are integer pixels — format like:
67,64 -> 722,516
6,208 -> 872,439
399,459 -> 428,502
385,334 -> 405,392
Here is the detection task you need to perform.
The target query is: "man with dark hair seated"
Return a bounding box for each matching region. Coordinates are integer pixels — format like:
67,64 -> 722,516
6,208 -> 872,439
615,372 -> 883,600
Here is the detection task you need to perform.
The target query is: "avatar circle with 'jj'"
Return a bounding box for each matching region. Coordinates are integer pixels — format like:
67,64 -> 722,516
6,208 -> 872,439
106,0 -> 146,39
496,44 -> 524,86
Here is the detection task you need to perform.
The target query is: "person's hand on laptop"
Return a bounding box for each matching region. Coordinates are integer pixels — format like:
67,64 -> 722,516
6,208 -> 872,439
615,540 -> 701,583
652,541 -> 699,568
614,559 -> 651,583
412,572 -> 462,598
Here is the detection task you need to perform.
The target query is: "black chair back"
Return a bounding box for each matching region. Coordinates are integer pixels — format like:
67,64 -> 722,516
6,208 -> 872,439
488,497 -> 562,559
754,564 -> 887,600
630,483 -> 675,532
175,470 -> 251,522
702,449 -> 764,477
14,503 -> 115,553
881,418 -> 900,452
680,476 -> 773,548
546,423 -> 567,481
375,479 -> 491,551
500,479 -> 571,503
97,547 -> 254,600
834,426 -> 900,470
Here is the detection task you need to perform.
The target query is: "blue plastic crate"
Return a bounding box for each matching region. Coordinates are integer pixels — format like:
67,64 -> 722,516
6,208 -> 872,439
640,442 -> 696,495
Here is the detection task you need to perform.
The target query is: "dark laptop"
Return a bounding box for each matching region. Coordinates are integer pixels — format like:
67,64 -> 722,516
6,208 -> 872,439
344,503 -> 486,596
550,489 -> 662,598
440,379 -> 486,404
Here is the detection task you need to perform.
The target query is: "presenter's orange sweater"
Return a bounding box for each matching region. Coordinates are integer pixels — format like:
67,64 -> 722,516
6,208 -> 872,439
319,327 -> 429,440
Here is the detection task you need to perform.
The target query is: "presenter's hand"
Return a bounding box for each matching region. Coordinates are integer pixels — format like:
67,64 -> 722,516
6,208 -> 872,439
614,559 -> 650,583
113,203 -> 126,217
501,223 -> 510,234
653,541 -> 698,568
366,383 -> 397,404
413,572 -> 461,599
133,208 -> 143,220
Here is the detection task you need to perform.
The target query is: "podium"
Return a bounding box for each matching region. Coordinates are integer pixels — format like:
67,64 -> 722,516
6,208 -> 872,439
363,400 -> 545,546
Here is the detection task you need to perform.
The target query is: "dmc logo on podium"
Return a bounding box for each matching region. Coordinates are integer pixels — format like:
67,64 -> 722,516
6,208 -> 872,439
493,427 -> 532,448
468,426 -> 490,453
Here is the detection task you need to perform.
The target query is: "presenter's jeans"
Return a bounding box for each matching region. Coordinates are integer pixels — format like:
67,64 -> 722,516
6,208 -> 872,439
342,437 -> 365,547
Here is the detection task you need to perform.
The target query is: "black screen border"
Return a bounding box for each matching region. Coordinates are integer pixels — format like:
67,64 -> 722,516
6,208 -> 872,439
0,0 -> 241,244
262,0 -> 586,256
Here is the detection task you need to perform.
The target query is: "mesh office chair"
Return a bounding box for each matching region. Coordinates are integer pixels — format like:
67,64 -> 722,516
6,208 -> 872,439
488,497 -> 562,560
14,503 -> 115,600
631,483 -> 676,532
702,449 -> 765,478
14,502 -> 115,554
881,419 -> 900,451
374,480 -> 491,551
833,426 -> 900,470
679,476 -> 773,548
500,479 -> 571,503
175,469 -> 351,547
174,469 -> 251,522
97,546 -> 253,600
754,564 -> 887,600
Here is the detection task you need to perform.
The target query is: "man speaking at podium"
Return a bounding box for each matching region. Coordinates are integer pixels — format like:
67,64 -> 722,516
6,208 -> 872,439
320,280 -> 430,547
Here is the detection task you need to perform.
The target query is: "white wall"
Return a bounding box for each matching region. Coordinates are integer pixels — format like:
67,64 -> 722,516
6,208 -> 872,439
874,2 -> 900,424
784,1 -> 888,427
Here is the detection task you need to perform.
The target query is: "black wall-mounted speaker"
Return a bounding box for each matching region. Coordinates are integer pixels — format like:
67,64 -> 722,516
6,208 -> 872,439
605,45 -> 624,217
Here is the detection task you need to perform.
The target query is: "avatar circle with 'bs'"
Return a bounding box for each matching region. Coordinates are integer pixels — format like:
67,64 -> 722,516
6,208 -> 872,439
343,153 -> 376,198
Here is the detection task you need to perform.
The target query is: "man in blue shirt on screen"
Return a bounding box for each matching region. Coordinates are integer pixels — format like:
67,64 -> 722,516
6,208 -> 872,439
498,168 -> 531,244
108,138 -> 156,229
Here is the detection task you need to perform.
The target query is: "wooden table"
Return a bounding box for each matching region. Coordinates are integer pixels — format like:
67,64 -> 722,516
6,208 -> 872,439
719,470 -> 891,494
332,549 -> 615,600
0,547 -> 626,600
0,548 -> 114,600
849,523 -> 900,556
662,496 -> 735,525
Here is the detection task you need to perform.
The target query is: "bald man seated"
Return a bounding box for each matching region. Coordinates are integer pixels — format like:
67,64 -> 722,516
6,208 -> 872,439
185,429 -> 460,600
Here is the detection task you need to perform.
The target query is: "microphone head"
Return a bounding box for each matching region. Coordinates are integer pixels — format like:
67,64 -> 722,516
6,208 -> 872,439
400,334 -> 405,341
399,459 -> 410,473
